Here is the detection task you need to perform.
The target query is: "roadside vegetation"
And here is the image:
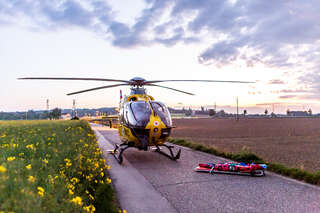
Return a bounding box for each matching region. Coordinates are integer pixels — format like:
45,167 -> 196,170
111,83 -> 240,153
169,138 -> 320,186
0,120 -> 118,212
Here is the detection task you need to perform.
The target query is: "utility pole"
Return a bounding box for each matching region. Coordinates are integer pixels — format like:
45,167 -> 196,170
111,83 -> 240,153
46,99 -> 50,120
236,96 -> 239,121
46,99 -> 49,111
72,99 -> 77,118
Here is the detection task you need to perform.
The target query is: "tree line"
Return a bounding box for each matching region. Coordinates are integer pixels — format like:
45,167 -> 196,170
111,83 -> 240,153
0,108 -> 61,120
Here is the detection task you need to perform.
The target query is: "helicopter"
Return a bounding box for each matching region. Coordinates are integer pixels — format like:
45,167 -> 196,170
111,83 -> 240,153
19,76 -> 254,164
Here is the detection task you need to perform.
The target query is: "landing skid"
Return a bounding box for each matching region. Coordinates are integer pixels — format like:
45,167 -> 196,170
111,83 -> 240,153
111,143 -> 181,164
155,143 -> 181,161
112,143 -> 132,164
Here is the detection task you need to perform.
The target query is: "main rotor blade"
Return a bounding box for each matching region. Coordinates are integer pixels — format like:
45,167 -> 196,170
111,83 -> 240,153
67,83 -> 128,96
18,77 -> 130,83
146,80 -> 255,84
147,84 -> 194,95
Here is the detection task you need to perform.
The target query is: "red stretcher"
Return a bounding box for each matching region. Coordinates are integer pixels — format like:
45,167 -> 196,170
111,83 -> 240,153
195,162 -> 267,177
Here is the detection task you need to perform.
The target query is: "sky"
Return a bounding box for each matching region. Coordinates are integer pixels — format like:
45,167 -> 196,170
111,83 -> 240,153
1,0 -> 320,114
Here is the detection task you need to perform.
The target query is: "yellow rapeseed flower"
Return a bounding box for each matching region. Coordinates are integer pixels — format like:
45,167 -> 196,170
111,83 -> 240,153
71,177 -> 80,184
0,165 -> 6,173
106,178 -> 111,184
37,186 -> 45,192
38,190 -> 44,197
68,189 -> 74,195
89,194 -> 94,200
64,158 -> 72,167
67,183 -> 75,190
26,164 -> 32,170
19,153 -> 24,156
37,186 -> 45,197
70,196 -> 82,206
100,172 -> 104,177
26,144 -> 34,149
28,176 -> 35,183
42,159 -> 48,164
7,156 -> 16,161
83,204 -> 96,213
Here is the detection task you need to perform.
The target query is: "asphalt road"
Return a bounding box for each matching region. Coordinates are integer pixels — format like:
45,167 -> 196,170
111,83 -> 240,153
92,125 -> 320,213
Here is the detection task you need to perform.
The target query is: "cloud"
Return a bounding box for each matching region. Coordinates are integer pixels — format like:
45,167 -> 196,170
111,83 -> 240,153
0,0 -> 112,32
255,102 -> 282,106
3,1 -> 320,61
280,89 -> 308,93
2,1 -> 320,99
279,95 -> 298,99
268,79 -> 285,85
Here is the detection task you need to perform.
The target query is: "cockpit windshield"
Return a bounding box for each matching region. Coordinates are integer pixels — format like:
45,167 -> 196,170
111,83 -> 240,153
126,101 -> 152,127
151,101 -> 172,127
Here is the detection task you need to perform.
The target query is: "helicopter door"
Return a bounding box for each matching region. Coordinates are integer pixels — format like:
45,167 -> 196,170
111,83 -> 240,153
126,101 -> 152,127
150,101 -> 172,127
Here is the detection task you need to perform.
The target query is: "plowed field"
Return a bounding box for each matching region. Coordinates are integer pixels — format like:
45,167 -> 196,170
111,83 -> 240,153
172,118 -> 320,172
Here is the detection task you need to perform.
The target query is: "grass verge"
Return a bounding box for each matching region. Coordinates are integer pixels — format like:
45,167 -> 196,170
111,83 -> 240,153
0,120 -> 118,213
168,137 -> 320,186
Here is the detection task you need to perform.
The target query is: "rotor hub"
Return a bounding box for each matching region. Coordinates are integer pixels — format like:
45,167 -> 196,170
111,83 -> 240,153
129,77 -> 147,86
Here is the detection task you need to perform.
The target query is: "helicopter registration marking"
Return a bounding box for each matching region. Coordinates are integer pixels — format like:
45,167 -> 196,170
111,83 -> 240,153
154,121 -> 159,126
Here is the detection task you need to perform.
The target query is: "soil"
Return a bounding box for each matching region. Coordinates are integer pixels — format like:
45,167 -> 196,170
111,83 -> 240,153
172,117 -> 320,173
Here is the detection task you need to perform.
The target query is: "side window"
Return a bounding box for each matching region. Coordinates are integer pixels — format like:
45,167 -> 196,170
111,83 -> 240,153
151,102 -> 172,127
125,104 -> 138,126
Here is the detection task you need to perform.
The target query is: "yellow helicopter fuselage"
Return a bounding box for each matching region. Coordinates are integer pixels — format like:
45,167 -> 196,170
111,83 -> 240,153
118,93 -> 172,149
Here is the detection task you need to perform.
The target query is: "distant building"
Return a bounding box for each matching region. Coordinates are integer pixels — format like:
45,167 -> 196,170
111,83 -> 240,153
61,113 -> 72,120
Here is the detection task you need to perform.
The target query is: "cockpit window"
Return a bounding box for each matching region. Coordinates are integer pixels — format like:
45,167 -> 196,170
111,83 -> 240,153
151,101 -> 172,127
126,101 -> 152,127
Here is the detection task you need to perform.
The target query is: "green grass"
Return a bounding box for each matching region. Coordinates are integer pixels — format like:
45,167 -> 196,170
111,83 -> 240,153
169,137 -> 320,186
0,120 -> 118,213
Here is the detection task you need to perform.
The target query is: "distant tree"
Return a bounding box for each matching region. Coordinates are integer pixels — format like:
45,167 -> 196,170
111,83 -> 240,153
218,110 -> 226,117
286,109 -> 291,116
308,108 -> 312,116
50,108 -> 61,120
201,106 -> 204,112
185,108 -> 192,116
243,109 -> 247,117
264,109 -> 268,116
209,109 -> 216,116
